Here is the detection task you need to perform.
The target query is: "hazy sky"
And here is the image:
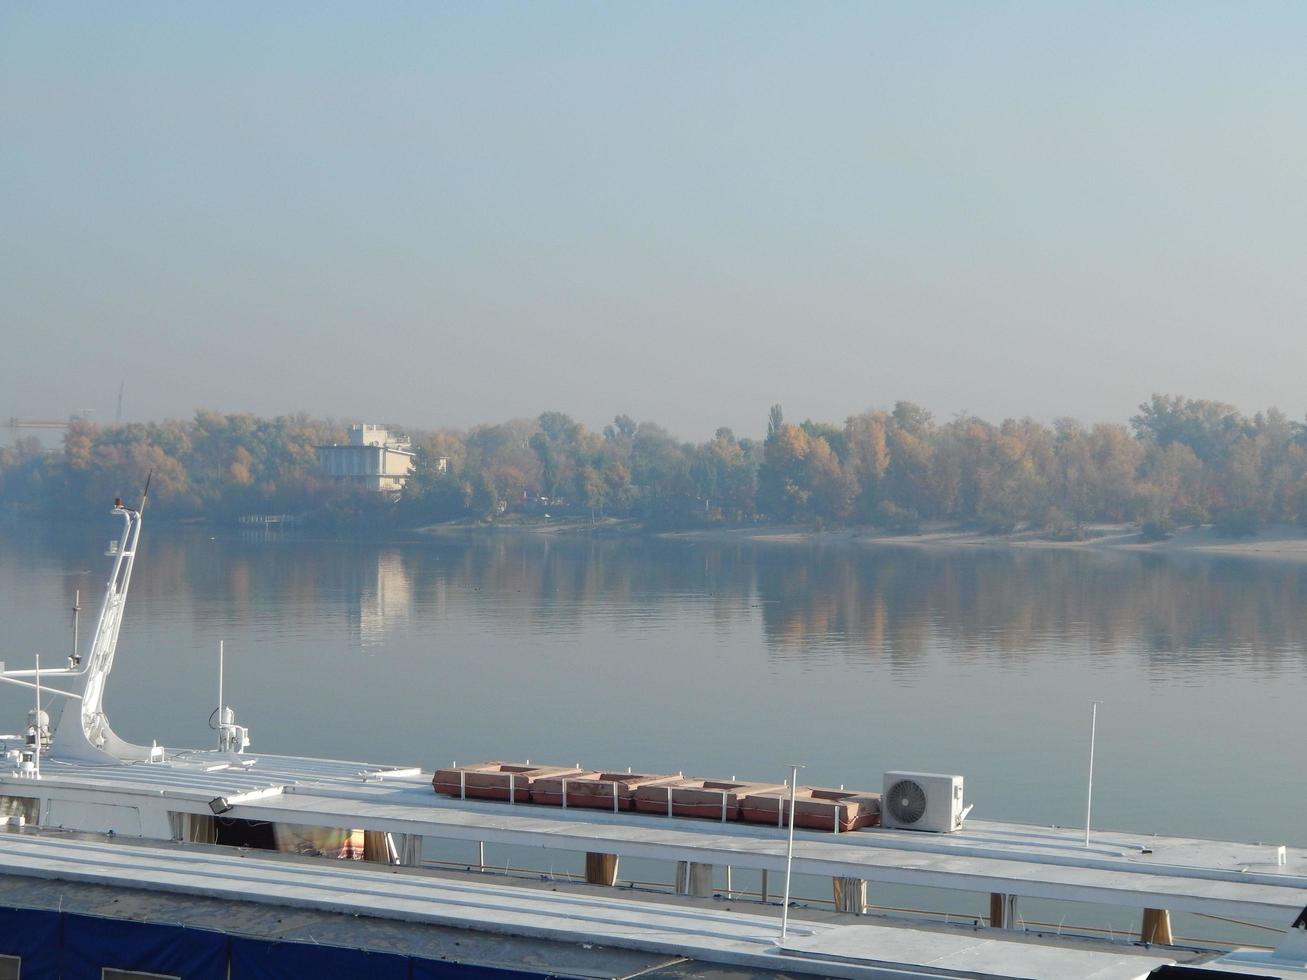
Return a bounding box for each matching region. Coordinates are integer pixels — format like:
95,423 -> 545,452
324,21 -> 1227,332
3,3 -> 1304,441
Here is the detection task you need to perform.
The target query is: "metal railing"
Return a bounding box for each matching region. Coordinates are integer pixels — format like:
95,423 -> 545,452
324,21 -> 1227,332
415,855 -> 1285,953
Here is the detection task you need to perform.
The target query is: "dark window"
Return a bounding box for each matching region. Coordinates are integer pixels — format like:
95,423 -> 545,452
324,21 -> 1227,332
213,816 -> 277,850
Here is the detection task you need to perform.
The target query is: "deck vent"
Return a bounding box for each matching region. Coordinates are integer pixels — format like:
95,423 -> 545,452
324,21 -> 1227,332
881,772 -> 966,833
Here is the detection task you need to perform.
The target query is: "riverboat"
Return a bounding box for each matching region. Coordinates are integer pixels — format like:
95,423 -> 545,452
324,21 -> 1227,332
0,497 -> 1305,978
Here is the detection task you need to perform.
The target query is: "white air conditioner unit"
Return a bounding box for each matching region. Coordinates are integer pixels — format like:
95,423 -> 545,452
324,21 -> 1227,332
882,771 -> 966,833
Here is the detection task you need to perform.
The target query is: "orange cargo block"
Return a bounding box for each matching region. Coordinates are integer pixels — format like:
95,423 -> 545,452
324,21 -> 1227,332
531,771 -> 682,811
632,778 -> 785,821
432,762 -> 586,803
739,786 -> 881,833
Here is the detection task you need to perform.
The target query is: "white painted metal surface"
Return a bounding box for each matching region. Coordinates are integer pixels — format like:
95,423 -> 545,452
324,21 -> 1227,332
8,749 -> 1305,924
0,830 -> 1179,980
779,925 -> 1172,978
780,762 -> 802,943
3,500 -> 164,765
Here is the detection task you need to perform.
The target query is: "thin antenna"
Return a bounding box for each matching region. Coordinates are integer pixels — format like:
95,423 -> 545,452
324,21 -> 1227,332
779,762 -> 804,943
72,589 -> 80,667
1085,700 -> 1103,847
217,640 -> 224,752
34,655 -> 41,778
115,381 -> 124,424
139,472 -> 152,512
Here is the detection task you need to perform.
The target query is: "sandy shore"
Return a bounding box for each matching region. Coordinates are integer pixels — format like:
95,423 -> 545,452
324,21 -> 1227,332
421,516 -> 641,537
662,522 -> 1307,562
422,517 -> 1307,563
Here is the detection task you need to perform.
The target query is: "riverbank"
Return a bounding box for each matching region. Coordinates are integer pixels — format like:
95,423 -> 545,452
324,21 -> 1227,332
421,516 -> 1307,563
664,521 -> 1307,562
420,516 -> 643,537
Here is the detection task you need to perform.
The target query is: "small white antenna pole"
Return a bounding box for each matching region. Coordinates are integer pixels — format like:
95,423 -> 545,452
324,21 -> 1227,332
1085,700 -> 1102,847
34,655 -> 41,778
217,640 -> 224,751
779,762 -> 803,943
72,589 -> 80,663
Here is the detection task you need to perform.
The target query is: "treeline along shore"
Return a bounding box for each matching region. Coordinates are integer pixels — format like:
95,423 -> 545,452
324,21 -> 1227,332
3,396 -> 1307,544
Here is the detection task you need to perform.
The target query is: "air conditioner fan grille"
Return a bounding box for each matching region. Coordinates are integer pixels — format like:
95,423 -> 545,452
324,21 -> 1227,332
887,779 -> 928,825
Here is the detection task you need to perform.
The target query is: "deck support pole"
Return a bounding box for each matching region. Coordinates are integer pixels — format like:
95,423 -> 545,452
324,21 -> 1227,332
585,852 -> 619,886
396,834 -> 423,867
675,861 -> 714,898
989,893 -> 1019,930
761,869 -> 769,904
832,877 -> 866,915
1140,908 -> 1173,945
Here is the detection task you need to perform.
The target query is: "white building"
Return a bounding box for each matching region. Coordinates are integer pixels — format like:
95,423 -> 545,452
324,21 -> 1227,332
316,425 -> 416,493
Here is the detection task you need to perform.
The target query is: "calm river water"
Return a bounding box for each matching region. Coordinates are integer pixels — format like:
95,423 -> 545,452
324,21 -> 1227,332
2,520 -> 1305,861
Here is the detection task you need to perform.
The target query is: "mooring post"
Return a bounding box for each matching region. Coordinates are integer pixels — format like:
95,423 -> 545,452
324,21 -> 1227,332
989,893 -> 1019,930
832,876 -> 866,914
675,861 -> 714,897
585,852 -> 619,886
397,834 -> 423,867
1140,908 -> 1173,945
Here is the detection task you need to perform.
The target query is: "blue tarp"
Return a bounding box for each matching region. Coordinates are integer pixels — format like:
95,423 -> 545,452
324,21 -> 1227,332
230,936 -> 410,980
0,905 -> 60,977
412,960 -> 555,979
0,902 -> 563,978
63,913 -> 228,980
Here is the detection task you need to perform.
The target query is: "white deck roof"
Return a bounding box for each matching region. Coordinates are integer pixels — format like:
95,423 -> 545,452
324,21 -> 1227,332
7,750 -> 1307,927
0,830 -> 1180,980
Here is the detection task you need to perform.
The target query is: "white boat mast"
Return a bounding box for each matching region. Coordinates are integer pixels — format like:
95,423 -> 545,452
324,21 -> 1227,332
35,496 -> 162,763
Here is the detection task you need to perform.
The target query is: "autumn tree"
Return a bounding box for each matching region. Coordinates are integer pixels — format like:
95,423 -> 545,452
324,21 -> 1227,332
463,419 -> 542,518
844,411 -> 890,521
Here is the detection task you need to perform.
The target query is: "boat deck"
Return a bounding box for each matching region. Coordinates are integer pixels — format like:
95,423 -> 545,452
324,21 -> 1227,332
0,828 -> 1184,979
10,750 -> 1307,926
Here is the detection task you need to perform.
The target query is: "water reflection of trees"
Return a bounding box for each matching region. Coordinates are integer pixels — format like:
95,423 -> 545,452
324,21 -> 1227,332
76,529 -> 1307,669
412,537 -> 760,635
134,534 -> 765,643
753,547 -> 1307,668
